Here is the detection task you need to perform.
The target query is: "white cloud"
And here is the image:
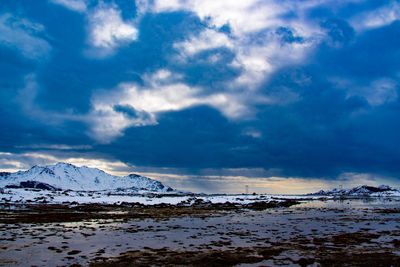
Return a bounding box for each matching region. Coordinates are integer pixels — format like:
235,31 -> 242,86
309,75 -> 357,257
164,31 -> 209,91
366,78 -> 398,106
174,27 -> 318,90
86,3 -> 138,56
150,0 -> 286,35
88,102 -> 155,143
49,1 -> 138,57
174,29 -> 233,57
14,73 -> 246,144
333,77 -> 398,106
49,0 -> 87,12
165,0 -> 321,90
0,14 -> 51,60
146,0 -> 327,37
88,69 -> 249,143
14,72 -> 250,144
242,128 -> 262,139
233,36 -> 317,90
351,2 -> 400,31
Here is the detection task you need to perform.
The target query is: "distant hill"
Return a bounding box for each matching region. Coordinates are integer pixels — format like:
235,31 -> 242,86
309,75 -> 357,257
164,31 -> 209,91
308,185 -> 400,197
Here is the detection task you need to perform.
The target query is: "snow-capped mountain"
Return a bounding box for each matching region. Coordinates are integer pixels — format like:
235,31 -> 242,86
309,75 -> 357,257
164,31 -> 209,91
0,163 -> 173,192
309,185 -> 400,197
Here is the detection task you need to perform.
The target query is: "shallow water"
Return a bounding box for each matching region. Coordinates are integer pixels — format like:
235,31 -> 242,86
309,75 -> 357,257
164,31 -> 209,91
294,197 -> 400,209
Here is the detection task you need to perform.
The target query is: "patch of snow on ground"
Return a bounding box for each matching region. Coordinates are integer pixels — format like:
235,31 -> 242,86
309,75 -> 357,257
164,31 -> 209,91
0,189 -> 284,205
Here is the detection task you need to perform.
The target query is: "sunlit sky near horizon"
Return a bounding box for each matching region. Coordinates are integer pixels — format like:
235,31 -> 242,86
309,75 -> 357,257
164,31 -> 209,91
1,0 -> 400,193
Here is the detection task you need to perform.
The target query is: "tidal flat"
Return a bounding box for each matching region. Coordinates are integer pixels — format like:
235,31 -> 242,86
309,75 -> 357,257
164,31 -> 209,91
0,198 -> 399,267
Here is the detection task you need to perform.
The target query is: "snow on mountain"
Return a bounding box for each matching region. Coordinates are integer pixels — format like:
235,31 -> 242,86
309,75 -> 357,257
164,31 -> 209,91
308,185 -> 400,197
0,162 -> 173,192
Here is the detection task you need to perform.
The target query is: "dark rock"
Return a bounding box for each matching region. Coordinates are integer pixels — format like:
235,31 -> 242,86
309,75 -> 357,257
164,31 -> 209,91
0,172 -> 11,178
5,181 -> 60,191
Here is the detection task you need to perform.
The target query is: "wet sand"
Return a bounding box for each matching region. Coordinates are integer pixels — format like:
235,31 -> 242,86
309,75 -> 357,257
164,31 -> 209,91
1,198 -> 399,266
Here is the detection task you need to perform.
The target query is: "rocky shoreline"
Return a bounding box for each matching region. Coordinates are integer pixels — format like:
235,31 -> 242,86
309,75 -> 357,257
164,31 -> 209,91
0,199 -> 299,224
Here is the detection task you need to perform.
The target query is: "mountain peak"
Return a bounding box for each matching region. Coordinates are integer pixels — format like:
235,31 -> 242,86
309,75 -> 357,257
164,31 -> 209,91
0,162 -> 173,192
127,173 -> 142,178
54,162 -> 75,167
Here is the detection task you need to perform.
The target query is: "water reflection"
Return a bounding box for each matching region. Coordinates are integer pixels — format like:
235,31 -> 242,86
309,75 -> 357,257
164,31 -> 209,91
293,197 -> 400,209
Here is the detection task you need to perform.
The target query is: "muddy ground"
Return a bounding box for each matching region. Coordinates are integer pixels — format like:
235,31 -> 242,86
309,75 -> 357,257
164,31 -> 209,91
0,199 -> 399,266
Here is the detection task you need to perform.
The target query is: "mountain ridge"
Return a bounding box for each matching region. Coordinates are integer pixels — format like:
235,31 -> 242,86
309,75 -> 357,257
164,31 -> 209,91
0,162 -> 173,192
308,184 -> 400,197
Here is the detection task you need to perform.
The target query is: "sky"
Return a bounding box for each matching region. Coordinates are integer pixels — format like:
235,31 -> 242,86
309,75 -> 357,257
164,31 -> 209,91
0,0 -> 400,194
